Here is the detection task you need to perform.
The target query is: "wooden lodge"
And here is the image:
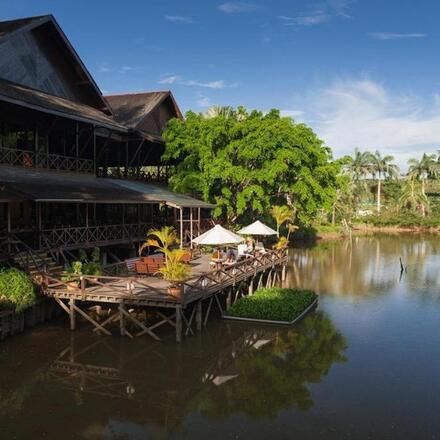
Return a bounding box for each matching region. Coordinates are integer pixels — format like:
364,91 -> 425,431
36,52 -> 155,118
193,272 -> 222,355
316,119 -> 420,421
0,15 -> 289,342
0,14 -> 214,262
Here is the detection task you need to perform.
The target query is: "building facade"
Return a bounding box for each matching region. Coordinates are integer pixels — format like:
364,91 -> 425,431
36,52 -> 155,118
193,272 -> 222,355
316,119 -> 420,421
0,15 -> 213,265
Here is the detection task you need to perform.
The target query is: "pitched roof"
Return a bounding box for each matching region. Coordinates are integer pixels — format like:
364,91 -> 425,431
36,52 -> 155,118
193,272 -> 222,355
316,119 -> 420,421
105,91 -> 183,130
0,78 -> 127,132
0,15 -> 47,38
0,14 -> 112,114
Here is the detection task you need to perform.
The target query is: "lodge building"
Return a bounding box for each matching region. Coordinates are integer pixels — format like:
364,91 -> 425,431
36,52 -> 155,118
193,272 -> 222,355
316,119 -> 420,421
0,15 -> 214,266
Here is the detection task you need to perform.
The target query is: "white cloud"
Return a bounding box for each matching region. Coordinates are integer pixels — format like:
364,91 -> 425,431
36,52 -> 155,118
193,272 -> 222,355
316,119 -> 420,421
182,79 -> 227,89
98,64 -> 111,73
158,75 -> 181,85
280,0 -> 354,27
280,109 -> 305,119
368,32 -> 427,40
196,93 -> 212,107
300,77 -> 440,168
119,66 -> 140,74
218,2 -> 260,13
158,75 -> 236,89
165,15 -> 194,23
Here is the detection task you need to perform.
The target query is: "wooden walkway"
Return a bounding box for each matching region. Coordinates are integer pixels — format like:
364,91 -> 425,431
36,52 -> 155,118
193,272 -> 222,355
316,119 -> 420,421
43,249 -> 288,342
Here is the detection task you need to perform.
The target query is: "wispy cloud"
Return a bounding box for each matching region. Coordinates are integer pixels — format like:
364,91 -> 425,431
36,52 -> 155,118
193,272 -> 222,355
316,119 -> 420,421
158,75 -> 237,89
196,93 -> 212,107
368,32 -> 427,40
165,15 -> 194,23
158,75 -> 182,85
279,0 -> 354,27
280,109 -> 305,119
299,77 -> 440,168
218,2 -> 260,13
97,64 -> 141,74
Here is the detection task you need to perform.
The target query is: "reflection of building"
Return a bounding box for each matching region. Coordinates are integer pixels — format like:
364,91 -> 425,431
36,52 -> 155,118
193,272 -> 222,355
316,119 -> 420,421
0,15 -> 213,266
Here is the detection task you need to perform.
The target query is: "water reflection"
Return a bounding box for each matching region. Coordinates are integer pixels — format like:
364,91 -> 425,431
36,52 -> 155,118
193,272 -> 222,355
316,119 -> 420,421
0,310 -> 346,438
287,234 -> 440,296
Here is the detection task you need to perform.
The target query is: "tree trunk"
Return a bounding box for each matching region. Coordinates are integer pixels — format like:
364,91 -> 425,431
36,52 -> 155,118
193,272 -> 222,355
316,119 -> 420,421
331,203 -> 336,226
421,179 -> 426,217
377,179 -> 381,213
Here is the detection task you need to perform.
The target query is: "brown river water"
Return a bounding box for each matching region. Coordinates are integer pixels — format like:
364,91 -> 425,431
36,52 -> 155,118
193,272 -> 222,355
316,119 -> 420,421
1,234 -> 440,439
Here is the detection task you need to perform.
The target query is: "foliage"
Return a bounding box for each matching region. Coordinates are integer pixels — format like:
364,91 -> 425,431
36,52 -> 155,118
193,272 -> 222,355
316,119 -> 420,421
271,205 -> 293,235
62,247 -> 102,281
226,288 -> 317,322
399,178 -> 429,214
158,248 -> 192,284
363,212 -> 440,228
163,107 -> 341,227
273,236 -> 289,249
0,268 -> 36,312
139,226 -> 179,257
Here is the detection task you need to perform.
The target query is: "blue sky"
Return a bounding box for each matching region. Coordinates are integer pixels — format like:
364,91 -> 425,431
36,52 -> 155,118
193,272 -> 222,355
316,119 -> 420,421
2,0 -> 440,166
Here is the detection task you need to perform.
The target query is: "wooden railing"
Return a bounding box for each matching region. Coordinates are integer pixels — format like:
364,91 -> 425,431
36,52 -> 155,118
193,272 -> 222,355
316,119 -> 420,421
40,223 -> 152,250
44,248 -> 289,303
0,146 -> 94,173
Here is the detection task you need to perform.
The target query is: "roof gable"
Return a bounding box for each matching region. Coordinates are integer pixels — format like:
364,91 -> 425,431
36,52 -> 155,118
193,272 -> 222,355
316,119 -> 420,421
0,15 -> 112,114
105,91 -> 182,134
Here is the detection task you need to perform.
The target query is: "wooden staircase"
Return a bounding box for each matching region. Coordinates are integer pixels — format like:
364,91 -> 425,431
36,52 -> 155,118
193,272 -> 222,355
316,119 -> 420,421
13,251 -> 64,280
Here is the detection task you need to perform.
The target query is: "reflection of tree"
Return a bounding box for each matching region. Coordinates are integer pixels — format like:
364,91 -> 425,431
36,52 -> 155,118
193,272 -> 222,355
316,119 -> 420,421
192,311 -> 347,419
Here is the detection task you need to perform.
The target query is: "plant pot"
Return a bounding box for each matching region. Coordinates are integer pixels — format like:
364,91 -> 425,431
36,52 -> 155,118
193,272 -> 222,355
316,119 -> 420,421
66,282 -> 78,291
168,285 -> 183,300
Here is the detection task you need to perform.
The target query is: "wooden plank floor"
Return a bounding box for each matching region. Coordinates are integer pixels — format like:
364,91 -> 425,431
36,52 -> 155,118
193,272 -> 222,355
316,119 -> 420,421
45,252 -> 288,309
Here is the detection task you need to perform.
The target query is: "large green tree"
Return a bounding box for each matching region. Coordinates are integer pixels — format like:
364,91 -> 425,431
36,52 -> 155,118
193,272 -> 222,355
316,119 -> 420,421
163,107 -> 341,226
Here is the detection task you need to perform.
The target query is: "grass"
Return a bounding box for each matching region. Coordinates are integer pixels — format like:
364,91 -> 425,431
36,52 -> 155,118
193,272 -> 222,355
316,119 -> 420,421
226,287 -> 317,322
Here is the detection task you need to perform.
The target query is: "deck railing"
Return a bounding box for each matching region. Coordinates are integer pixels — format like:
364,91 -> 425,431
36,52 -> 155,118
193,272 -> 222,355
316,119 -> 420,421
40,223 -> 152,250
0,146 -> 94,173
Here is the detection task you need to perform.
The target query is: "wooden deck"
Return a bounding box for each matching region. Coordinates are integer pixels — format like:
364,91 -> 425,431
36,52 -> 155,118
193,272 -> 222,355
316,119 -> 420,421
43,249 -> 288,342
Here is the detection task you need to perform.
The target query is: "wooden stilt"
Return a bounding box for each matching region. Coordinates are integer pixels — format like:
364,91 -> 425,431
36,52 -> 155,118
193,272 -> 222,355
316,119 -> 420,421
69,298 -> 76,331
282,264 -> 286,281
176,306 -> 182,343
249,278 -> 254,296
226,288 -> 232,309
196,301 -> 202,331
119,302 -> 125,336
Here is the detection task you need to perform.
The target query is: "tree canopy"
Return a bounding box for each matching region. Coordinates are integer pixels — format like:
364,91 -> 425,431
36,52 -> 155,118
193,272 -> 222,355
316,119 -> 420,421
163,107 -> 341,226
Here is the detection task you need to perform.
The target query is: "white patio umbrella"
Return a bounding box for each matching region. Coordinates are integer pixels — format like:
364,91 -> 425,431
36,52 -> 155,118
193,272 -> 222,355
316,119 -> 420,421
237,220 -> 277,236
193,224 -> 244,245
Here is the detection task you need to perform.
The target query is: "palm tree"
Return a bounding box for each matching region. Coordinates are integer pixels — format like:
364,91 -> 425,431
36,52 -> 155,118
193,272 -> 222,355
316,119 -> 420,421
399,177 -> 429,214
270,205 -> 293,236
139,226 -> 179,258
347,148 -> 371,182
202,106 -> 235,119
408,154 -> 438,214
367,150 -> 400,213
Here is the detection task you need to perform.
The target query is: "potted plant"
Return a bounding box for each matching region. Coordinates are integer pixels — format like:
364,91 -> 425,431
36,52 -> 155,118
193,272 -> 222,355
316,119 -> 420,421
82,247 -> 102,283
158,249 -> 192,300
61,261 -> 83,290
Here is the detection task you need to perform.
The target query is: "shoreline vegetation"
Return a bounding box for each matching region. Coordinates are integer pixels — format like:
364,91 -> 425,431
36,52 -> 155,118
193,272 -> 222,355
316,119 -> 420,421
162,107 -> 440,241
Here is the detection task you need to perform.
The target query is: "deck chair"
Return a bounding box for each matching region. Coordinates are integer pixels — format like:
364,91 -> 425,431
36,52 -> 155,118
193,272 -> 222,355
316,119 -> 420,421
237,244 -> 253,259
126,257 -> 141,273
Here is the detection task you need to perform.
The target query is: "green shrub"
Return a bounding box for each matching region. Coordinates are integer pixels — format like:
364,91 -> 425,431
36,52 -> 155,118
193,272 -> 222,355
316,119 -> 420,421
226,287 -> 317,322
363,213 -> 440,228
0,268 -> 36,312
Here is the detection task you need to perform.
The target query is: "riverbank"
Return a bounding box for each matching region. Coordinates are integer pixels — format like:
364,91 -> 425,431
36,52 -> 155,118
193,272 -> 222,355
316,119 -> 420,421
314,224 -> 440,241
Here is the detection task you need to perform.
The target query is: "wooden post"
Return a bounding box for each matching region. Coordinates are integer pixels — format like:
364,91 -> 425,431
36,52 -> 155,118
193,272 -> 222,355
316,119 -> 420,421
248,278 -> 254,296
190,208 -> 193,249
176,306 -> 182,343
69,298 -> 76,331
93,126 -> 97,175
179,208 -> 183,249
226,288 -> 232,309
119,302 -> 125,337
197,207 -> 201,235
282,264 -> 286,282
196,301 -> 202,331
